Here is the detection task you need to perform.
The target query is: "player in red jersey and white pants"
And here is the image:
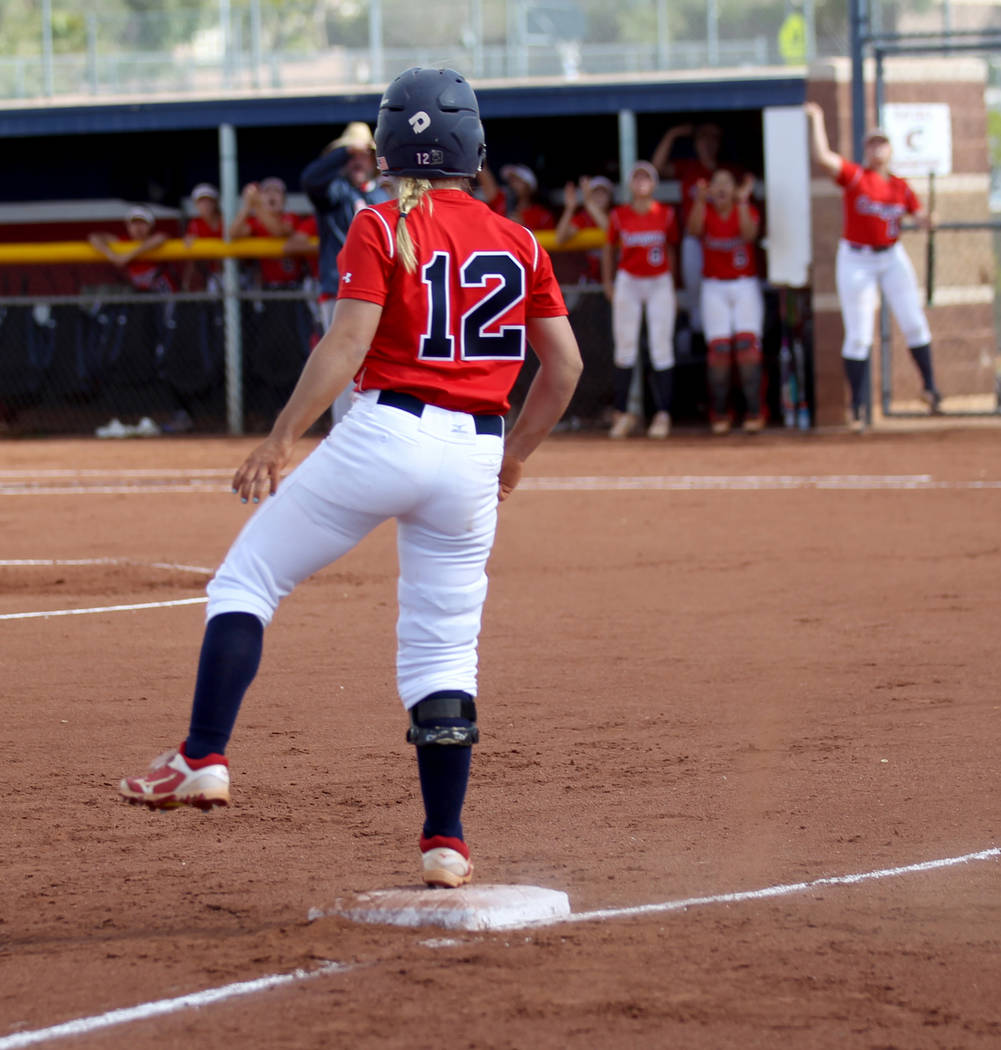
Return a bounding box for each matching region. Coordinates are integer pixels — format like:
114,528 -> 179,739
806,102 -> 941,430
687,170 -> 765,433
601,160 -> 679,439
119,68 -> 583,890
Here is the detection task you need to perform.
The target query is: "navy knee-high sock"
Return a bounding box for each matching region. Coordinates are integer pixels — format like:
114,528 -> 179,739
909,343 -> 937,393
185,612 -> 263,759
414,691 -> 473,842
843,357 -> 869,418
612,366 -> 634,413
652,366 -> 674,415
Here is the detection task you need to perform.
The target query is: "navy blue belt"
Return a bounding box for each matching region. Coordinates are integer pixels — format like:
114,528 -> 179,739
376,389 -> 504,437
847,242 -> 892,253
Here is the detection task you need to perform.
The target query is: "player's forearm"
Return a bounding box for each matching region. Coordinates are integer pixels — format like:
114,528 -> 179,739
686,200 -> 706,237
269,300 -> 380,444
737,203 -> 758,241
806,109 -> 842,177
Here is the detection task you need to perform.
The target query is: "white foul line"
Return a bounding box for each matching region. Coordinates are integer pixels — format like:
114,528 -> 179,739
0,597 -> 208,621
0,559 -> 212,621
0,961 -> 350,1050
563,846 -> 1001,925
1,848 -> 997,1048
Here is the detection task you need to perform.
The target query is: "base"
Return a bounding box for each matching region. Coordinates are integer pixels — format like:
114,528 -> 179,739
309,884 -> 571,931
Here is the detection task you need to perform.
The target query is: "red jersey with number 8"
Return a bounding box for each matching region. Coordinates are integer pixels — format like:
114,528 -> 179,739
607,202 -> 678,278
837,159 -> 920,247
700,202 -> 758,280
337,188 -> 566,414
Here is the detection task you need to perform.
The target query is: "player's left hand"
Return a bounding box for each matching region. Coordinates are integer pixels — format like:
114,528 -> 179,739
498,454 -> 523,502
736,173 -> 755,202
231,435 -> 294,504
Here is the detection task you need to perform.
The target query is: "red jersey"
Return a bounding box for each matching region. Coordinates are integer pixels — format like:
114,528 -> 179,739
511,203 -> 555,231
185,216 -> 222,239
700,202 -> 759,280
673,158 -> 744,226
607,202 -> 678,277
117,238 -> 175,292
837,159 -> 920,247
336,188 -> 567,414
185,215 -> 223,276
246,213 -> 301,285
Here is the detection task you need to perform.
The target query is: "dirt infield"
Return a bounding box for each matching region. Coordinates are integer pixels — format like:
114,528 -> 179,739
2,427 -> 1000,1049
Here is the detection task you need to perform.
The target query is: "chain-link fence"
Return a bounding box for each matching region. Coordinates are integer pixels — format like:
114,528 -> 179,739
1,0 -> 848,103
0,255 -> 802,437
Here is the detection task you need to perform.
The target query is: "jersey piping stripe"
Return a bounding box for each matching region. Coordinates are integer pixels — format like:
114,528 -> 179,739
363,206 -> 395,259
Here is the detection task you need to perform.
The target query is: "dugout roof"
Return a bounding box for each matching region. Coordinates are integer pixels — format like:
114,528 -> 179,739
0,71 -> 804,139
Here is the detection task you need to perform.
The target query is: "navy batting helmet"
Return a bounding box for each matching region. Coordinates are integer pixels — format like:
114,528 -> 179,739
374,67 -> 486,179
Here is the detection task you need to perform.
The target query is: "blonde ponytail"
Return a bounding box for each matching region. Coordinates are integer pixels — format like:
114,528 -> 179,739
395,177 -> 433,273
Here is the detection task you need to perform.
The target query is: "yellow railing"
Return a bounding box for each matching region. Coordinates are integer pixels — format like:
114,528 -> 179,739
0,228 -> 606,266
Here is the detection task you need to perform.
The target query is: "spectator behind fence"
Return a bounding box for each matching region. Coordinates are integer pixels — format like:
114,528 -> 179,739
290,121 -> 390,424
687,171 -> 765,434
230,177 -> 311,423
601,161 -> 679,441
555,175 -> 612,285
181,183 -> 223,292
652,122 -> 733,340
479,164 -> 555,230
88,205 -> 177,438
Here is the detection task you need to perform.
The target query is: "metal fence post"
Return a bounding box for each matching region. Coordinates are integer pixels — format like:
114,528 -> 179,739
42,0 -> 54,96
219,122 -> 244,435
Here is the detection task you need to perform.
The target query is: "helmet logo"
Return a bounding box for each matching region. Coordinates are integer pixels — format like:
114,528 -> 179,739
408,111 -> 431,134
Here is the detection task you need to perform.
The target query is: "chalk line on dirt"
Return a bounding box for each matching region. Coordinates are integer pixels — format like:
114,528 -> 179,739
0,962 -> 350,1050
3,473 -> 1001,495
2,847 -> 996,1049
0,559 -> 212,621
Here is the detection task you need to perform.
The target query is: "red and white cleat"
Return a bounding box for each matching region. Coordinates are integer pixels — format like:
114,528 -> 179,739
420,835 -> 473,888
119,744 -> 230,811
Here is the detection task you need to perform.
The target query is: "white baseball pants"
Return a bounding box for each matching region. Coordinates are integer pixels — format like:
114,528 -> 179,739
612,270 -> 677,370
701,276 -> 764,342
835,240 -> 931,361
206,390 -> 503,709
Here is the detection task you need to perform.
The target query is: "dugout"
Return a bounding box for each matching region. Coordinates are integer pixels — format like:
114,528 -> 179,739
0,70 -> 810,433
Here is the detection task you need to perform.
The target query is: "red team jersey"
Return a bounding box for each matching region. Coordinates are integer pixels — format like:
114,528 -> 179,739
185,216 -> 222,239
837,159 -> 920,247
336,188 -> 566,415
700,202 -> 759,280
246,213 -> 302,285
607,202 -> 679,277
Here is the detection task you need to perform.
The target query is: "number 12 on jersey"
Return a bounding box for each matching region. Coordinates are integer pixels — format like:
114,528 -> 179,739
420,251 -> 526,361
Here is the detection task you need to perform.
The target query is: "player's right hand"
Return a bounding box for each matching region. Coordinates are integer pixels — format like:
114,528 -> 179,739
498,454 -> 523,503
231,435 -> 293,504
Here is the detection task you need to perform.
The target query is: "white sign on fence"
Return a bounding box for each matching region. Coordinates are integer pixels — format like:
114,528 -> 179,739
881,103 -> 953,177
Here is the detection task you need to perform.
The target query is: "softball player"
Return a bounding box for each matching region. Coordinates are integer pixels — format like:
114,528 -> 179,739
601,160 -> 679,439
805,101 -> 941,430
687,170 -> 765,433
120,67 -> 583,890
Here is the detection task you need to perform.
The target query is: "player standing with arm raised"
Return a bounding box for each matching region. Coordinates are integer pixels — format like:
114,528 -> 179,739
119,68 -> 583,890
805,101 -> 941,431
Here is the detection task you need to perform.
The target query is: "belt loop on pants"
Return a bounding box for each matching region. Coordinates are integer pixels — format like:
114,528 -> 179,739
376,389 -> 504,437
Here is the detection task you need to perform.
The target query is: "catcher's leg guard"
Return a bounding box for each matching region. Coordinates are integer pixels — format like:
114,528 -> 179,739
409,690 -> 478,843
706,338 -> 732,419
734,332 -> 763,418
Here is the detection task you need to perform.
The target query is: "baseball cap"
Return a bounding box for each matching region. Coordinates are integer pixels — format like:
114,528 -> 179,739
586,175 -> 614,196
501,164 -> 538,192
865,127 -> 890,144
191,182 -> 219,201
629,160 -> 660,185
259,176 -> 287,193
125,205 -> 155,225
331,121 -> 376,151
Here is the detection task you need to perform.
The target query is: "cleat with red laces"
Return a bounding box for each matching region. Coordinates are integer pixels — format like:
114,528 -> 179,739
420,835 -> 473,888
119,744 -> 230,811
